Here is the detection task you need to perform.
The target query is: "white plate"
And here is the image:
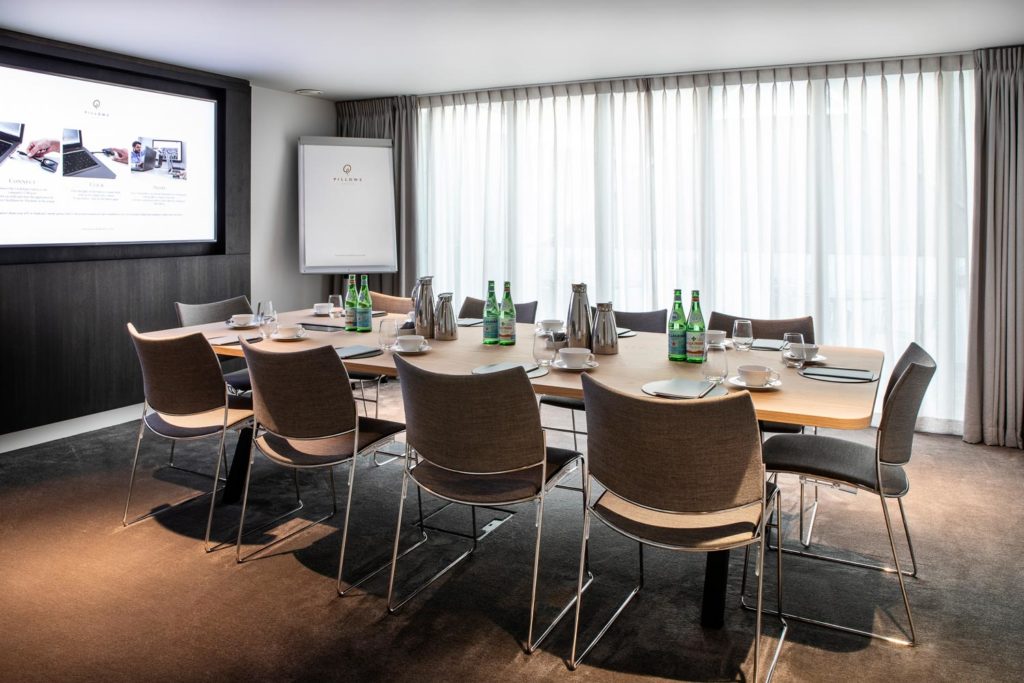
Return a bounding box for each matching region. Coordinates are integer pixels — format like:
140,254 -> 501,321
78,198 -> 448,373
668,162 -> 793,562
784,351 -> 827,364
552,359 -> 599,372
270,331 -> 308,342
392,344 -> 431,355
225,319 -> 260,330
728,376 -> 782,391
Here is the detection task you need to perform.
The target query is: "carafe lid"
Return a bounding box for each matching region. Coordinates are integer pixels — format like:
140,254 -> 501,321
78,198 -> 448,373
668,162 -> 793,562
572,283 -> 588,292
597,302 -> 613,311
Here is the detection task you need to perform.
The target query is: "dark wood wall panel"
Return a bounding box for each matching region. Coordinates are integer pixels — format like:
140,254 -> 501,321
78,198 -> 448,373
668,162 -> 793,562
0,31 -> 252,435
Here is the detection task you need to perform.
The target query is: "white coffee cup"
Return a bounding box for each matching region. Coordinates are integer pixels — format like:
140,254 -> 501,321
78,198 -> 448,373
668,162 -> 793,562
396,334 -> 425,351
313,302 -> 332,315
738,364 -> 779,387
230,314 -> 253,326
559,347 -> 595,369
706,329 -> 727,344
539,319 -> 564,332
276,324 -> 303,338
789,343 -> 819,360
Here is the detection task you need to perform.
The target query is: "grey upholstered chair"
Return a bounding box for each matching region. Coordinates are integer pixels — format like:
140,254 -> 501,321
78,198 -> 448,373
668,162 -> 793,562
753,342 -> 936,646
238,340 -> 409,594
369,290 -> 414,314
572,375 -> 786,680
386,355 -> 584,652
458,296 -> 539,324
540,308 -> 667,450
174,295 -> 254,394
123,324 -> 253,551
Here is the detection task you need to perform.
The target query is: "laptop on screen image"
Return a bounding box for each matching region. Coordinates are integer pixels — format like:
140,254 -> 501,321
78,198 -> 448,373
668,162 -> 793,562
133,146 -> 159,172
62,128 -> 116,179
0,121 -> 24,166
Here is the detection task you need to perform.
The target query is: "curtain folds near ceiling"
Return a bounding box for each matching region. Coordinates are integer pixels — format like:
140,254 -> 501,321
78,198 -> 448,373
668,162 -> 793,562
964,47 -> 1024,449
416,56 -> 975,431
329,96 -> 418,296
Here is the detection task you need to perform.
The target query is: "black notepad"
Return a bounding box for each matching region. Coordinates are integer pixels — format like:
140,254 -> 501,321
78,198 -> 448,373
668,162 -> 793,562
751,338 -> 786,351
335,345 -> 383,360
799,367 -> 878,383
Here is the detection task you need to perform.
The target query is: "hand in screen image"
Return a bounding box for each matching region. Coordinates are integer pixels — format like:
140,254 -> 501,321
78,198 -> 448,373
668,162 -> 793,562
106,147 -> 130,164
25,139 -> 60,158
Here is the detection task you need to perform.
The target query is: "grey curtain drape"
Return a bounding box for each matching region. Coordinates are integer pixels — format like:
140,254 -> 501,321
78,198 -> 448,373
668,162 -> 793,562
327,96 -> 418,297
964,46 -> 1024,449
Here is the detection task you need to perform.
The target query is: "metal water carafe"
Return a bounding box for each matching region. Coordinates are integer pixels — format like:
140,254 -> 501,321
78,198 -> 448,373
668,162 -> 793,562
566,283 -> 593,349
592,302 -> 618,355
412,275 -> 435,338
434,292 -> 458,340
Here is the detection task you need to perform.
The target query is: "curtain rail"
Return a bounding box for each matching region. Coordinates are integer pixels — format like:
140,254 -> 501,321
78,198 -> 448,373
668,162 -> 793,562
418,50 -> 972,99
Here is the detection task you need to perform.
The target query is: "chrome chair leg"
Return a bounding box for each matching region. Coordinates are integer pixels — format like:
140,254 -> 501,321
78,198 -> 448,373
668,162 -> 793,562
203,427 -> 229,550
122,409 -> 148,526
570,410 -> 579,452
897,498 -> 918,577
881,494 -> 916,644
799,480 -> 819,548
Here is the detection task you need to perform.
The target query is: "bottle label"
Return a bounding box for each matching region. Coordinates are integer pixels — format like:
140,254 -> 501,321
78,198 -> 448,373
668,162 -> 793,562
483,316 -> 499,341
356,308 -> 371,330
345,307 -> 356,328
686,331 -> 705,360
668,330 -> 686,356
499,318 -> 516,343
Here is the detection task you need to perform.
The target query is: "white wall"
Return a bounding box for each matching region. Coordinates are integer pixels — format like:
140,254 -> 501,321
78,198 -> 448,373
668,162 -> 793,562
250,86 -> 336,311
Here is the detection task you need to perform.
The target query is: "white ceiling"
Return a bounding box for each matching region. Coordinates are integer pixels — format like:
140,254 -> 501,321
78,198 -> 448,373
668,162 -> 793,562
2,0 -> 1023,100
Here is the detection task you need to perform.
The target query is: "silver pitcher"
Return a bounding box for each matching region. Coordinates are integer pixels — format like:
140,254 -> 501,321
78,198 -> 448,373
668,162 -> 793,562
434,292 -> 458,341
592,302 -> 618,355
566,283 -> 593,349
412,275 -> 435,338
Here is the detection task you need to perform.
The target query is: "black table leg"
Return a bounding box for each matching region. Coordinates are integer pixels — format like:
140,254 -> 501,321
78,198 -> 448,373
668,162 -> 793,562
221,427 -> 252,505
701,549 -> 730,628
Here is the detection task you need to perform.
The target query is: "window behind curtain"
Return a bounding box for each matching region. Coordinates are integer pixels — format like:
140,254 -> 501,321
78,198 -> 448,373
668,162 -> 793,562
417,55 -> 974,430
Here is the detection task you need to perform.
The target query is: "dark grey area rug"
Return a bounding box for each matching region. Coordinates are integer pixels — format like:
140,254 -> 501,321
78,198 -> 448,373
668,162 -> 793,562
1,381 -> 1022,682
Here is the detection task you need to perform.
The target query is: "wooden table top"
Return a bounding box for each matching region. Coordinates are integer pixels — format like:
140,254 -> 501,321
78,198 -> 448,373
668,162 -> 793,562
148,310 -> 884,430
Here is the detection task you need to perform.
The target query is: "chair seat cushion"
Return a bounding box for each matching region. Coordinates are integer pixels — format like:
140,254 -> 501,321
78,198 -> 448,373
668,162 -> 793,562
410,446 -> 581,505
224,368 -> 252,392
539,395 -> 586,411
592,482 -> 777,550
759,420 -> 803,434
762,434 -> 908,496
255,417 -> 406,467
145,394 -> 253,439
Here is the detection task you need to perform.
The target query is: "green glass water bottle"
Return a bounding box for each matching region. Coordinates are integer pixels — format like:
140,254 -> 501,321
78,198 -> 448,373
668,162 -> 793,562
668,289 -> 687,361
498,281 -> 516,346
344,274 -> 358,331
482,280 -> 499,345
356,275 -> 372,332
685,289 -> 705,363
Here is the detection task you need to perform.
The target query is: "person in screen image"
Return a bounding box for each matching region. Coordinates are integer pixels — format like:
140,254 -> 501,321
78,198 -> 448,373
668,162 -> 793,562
25,138 -> 60,158
129,141 -> 144,167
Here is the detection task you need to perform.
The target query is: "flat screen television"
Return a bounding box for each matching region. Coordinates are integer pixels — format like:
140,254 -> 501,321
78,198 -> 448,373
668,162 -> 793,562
0,62 -> 216,248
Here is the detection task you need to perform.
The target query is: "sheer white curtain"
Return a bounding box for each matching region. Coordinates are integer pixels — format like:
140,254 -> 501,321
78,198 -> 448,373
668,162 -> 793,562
417,56 -> 974,430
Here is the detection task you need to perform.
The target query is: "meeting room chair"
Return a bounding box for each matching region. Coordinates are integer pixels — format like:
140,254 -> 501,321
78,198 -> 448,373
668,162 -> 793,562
748,343 -> 936,645
237,340 -> 415,594
386,355 -> 585,652
458,296 -> 539,324
174,295 -> 254,395
540,308 -> 667,450
123,324 -> 253,551
369,290 -> 414,314
571,375 -> 786,680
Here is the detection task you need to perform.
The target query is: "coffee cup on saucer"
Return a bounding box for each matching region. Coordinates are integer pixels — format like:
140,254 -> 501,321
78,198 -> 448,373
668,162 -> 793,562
395,335 -> 425,352
738,364 -> 779,387
539,319 -> 564,332
559,348 -> 595,369
276,325 -> 303,338
789,343 -> 819,360
230,314 -> 254,326
313,302 -> 332,315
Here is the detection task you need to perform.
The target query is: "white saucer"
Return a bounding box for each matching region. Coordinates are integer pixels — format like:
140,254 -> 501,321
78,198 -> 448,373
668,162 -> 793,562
270,331 -> 308,342
728,376 -> 781,391
312,311 -> 332,317
552,359 -> 599,372
226,320 -> 260,330
392,344 -> 431,355
784,351 -> 827,364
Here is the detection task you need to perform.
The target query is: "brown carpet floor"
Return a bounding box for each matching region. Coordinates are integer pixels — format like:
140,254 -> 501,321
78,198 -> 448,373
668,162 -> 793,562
1,380 -> 1022,682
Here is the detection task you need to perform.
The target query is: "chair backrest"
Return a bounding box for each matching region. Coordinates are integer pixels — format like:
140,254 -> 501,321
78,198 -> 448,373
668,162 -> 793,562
707,311 -> 815,344
591,308 -> 667,333
175,295 -> 252,327
458,296 -> 539,324
370,291 -> 414,314
240,340 -> 356,439
127,323 -> 226,416
582,374 -> 764,514
877,343 -> 936,466
394,355 -> 544,474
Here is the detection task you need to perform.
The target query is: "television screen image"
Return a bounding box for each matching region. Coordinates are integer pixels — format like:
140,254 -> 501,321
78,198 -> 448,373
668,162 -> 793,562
0,64 -> 216,246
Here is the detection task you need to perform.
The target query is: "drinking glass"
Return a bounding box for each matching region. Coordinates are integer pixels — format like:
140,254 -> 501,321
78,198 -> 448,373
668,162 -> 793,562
532,329 -> 556,367
733,319 -> 753,351
328,294 -> 344,320
260,307 -> 277,339
702,338 -> 729,384
783,332 -> 805,368
379,319 -> 398,350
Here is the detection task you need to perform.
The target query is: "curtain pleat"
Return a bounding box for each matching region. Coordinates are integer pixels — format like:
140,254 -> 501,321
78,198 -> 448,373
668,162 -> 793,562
964,47 -> 1024,448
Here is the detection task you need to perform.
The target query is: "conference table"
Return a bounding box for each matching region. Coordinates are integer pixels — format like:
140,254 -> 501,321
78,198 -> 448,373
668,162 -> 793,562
153,309 -> 884,628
